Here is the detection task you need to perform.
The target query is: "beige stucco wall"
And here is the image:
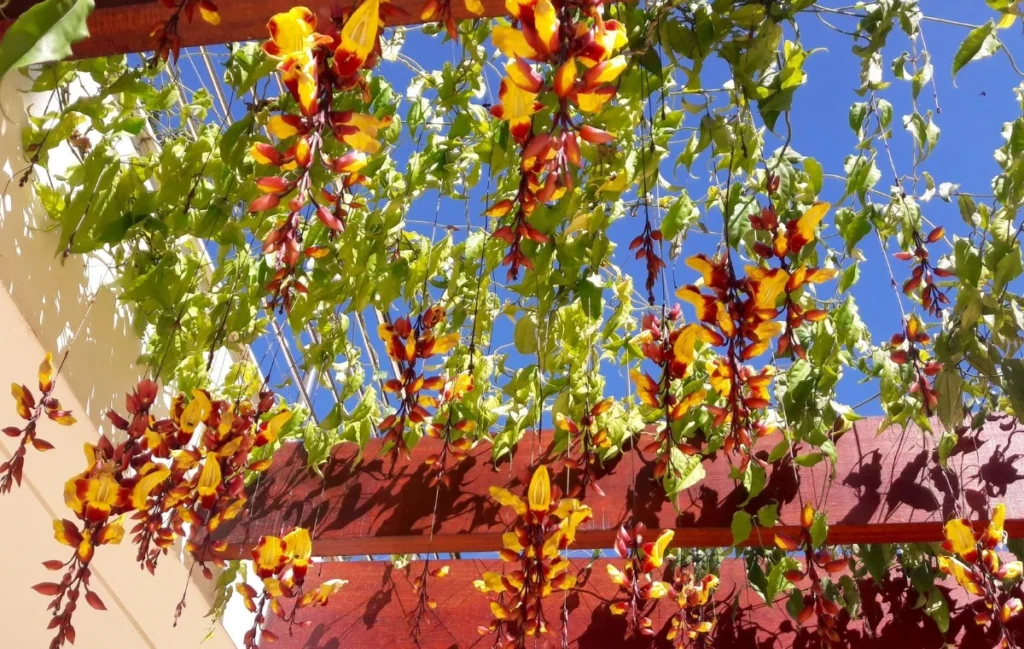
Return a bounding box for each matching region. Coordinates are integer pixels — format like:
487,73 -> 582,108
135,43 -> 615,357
0,70 -> 239,649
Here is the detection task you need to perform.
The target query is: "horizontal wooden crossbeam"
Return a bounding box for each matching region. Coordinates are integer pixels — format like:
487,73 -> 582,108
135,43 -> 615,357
261,558 -> 1021,648
215,417 -> 1024,558
0,0 -> 506,61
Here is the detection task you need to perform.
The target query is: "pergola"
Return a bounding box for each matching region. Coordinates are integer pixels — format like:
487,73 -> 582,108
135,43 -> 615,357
2,3 -> 1022,649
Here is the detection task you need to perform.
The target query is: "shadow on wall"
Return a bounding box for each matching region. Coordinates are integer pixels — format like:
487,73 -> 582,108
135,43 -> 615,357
0,69 -> 144,433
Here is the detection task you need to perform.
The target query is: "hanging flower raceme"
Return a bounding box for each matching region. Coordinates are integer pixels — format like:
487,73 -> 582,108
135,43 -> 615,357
887,314 -> 942,416
37,380 -> 285,648
748,198 -> 838,360
423,373 -> 476,488
237,527 -> 347,648
666,565 -> 719,648
486,0 -> 628,281
378,306 -> 460,466
555,397 -> 614,497
410,559 -> 451,641
631,309 -> 711,483
2,353 -> 76,494
893,226 -> 952,318
607,523 -> 674,636
775,504 -> 849,646
677,200 -> 836,465
250,3 -> 389,311
151,0 -> 222,63
475,465 -> 591,645
940,504 -> 1022,644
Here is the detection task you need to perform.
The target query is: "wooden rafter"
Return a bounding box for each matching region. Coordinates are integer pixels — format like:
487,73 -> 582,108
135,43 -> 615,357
0,0 -> 508,60
215,417 -> 1024,558
259,558 -> 1022,649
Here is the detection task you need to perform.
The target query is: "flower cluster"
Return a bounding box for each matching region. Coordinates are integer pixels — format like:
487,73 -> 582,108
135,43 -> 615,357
941,504 -> 1023,645
486,0 -> 628,280
2,353 -> 76,495
775,504 -> 848,646
238,527 -> 347,648
37,380 -> 286,647
632,309 -> 710,482
894,226 -> 952,318
606,523 -> 673,636
151,0 -> 221,63
554,397 -> 613,497
475,465 -> 591,645
250,4 -> 388,311
665,565 -> 719,647
676,201 -> 837,464
378,306 -> 460,465
423,373 -> 476,488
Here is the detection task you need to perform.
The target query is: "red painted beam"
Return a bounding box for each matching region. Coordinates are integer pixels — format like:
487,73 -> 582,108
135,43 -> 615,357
260,559 -> 1024,649
0,0 -> 507,60
215,417 -> 1024,557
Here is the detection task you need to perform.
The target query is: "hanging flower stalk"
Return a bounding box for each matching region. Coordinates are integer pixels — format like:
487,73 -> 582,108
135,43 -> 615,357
632,309 -> 710,482
378,306 -> 460,465
238,527 -> 347,648
37,381 -> 285,647
665,564 -> 719,648
554,397 -> 613,497
151,0 -> 221,63
940,504 -> 1023,646
250,3 -> 390,311
487,0 -> 628,280
606,524 -> 673,636
475,465 -> 592,646
677,201 -> 836,464
423,373 -> 476,488
2,353 -> 76,495
775,504 -> 848,646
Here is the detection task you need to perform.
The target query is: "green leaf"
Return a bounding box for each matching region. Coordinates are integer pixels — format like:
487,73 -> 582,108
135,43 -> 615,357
924,588 -> 950,633
0,0 -> 94,80
766,556 -> 800,603
1001,358 -> 1024,418
952,20 -> 1001,83
935,370 -> 964,431
937,431 -> 958,470
809,512 -> 828,548
731,511 -> 753,545
757,503 -> 778,527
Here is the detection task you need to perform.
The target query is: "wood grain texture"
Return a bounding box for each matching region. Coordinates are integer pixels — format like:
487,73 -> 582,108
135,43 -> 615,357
0,0 -> 507,60
214,417 -> 1024,558
260,559 -> 1024,649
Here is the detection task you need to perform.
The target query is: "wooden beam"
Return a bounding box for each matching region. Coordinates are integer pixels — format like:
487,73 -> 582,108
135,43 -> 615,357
259,559 -> 1023,649
214,417 -> 1024,558
0,0 -> 507,61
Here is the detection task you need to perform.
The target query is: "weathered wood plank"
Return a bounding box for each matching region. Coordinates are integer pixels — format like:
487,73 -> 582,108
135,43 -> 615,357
0,0 -> 506,60
260,558 -> 1023,649
215,417 -> 1024,557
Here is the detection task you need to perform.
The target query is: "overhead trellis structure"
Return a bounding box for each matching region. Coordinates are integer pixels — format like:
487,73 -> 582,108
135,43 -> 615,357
3,1 -> 1024,649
